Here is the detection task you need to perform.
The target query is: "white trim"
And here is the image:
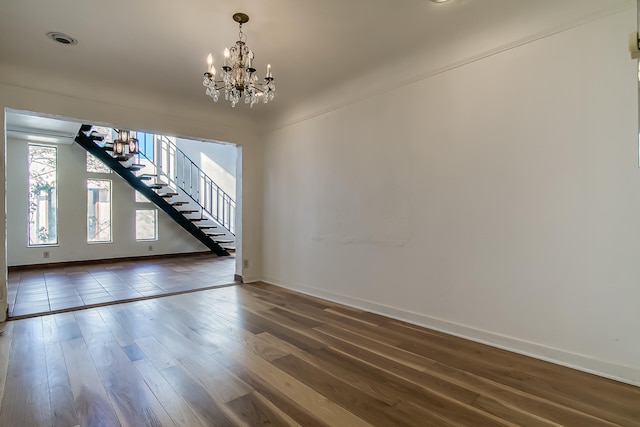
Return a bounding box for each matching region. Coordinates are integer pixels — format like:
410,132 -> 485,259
262,277 -> 640,387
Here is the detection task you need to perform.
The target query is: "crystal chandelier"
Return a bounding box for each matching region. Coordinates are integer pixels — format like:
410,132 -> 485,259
202,13 -> 275,108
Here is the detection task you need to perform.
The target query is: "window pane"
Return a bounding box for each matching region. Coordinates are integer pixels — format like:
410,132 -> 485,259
135,190 -> 150,203
28,145 -> 58,246
136,209 -> 157,240
86,152 -> 111,173
137,132 -> 154,161
87,179 -> 112,243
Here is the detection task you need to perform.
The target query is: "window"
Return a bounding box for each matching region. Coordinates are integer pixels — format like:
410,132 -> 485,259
137,132 -> 154,161
87,179 -> 112,243
86,152 -> 111,173
136,209 -> 157,240
135,190 -> 150,203
28,145 -> 58,246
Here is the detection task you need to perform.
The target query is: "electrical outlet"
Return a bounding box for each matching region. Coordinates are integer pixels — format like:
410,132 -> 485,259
148,245 -> 153,252
43,251 -> 50,259
243,259 -> 249,269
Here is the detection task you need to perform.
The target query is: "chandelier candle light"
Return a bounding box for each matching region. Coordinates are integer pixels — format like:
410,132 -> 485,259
203,13 -> 275,108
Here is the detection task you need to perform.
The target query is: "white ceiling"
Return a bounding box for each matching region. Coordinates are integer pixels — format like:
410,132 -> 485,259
0,0 -> 633,128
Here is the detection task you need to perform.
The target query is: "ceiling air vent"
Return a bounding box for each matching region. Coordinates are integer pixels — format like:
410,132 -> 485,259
46,32 -> 77,45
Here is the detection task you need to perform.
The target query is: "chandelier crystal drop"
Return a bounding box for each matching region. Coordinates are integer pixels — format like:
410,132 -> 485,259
202,13 -> 275,108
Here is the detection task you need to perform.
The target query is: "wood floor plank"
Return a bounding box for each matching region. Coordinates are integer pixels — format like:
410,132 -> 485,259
323,307 -> 385,327
470,395 -> 578,427
134,359 -> 210,427
318,328 -> 616,425
135,300 -> 222,355
315,321 -> 620,426
272,354 -> 418,427
61,337 -> 122,427
0,318 -> 52,427
120,300 -> 253,406
186,286 -> 640,426
160,364 -> 237,427
226,391 -> 300,427
248,283 -> 336,310
429,361 -> 621,427
83,331 -> 175,427
135,335 -> 180,370
103,304 -> 152,340
45,338 -> 80,427
142,301 -> 337,426
275,353 -> 513,427
397,339 -> 637,426
214,353 -> 332,427
0,321 -> 14,405
218,305 -> 327,352
176,350 -> 251,405
213,340 -> 373,427
240,286 -> 390,334
392,320 -> 640,410
315,323 -> 438,370
1,280 -> 638,427
387,400 -> 460,427
166,296 -> 296,364
313,346 -> 479,405
74,308 -> 113,337
96,306 -> 136,347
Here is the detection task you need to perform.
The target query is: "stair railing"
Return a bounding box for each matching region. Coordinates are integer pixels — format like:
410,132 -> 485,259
135,133 -> 236,235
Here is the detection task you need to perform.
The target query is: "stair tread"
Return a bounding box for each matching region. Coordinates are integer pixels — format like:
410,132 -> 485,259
179,210 -> 199,214
159,192 -> 178,198
198,225 -> 217,229
147,184 -> 166,189
215,239 -> 234,244
170,201 -> 188,206
90,131 -> 105,141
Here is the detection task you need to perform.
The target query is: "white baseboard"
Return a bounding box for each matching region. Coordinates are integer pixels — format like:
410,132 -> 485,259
261,277 -> 640,387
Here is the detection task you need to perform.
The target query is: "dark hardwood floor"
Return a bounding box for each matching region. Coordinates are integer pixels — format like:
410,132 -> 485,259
7,253 -> 236,318
0,282 -> 637,426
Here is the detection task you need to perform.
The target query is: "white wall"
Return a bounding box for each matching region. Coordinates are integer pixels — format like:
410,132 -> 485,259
176,137 -> 237,199
262,9 -> 640,385
6,136 -> 209,266
0,83 -> 264,321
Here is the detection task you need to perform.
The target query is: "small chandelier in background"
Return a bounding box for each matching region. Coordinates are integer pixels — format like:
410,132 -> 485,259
113,130 -> 138,156
202,12 -> 275,108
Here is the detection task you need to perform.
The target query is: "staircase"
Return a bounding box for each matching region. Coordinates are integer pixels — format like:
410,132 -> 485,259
74,125 -> 236,256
